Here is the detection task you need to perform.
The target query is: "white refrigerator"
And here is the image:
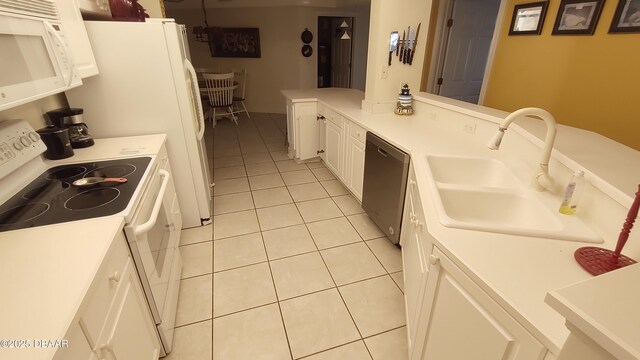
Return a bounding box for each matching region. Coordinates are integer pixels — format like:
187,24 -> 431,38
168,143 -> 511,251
66,19 -> 211,228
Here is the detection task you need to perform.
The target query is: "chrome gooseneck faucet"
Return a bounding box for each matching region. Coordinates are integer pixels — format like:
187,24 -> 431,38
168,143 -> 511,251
487,107 -> 557,192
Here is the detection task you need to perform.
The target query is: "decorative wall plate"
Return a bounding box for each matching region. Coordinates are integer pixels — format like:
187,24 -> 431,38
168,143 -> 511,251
301,44 -> 313,57
301,29 -> 313,44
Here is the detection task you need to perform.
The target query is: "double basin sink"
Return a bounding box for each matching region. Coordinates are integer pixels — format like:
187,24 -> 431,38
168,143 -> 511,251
424,155 -> 601,242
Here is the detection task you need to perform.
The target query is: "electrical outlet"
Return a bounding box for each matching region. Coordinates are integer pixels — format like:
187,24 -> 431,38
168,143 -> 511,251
381,65 -> 388,79
463,123 -> 476,134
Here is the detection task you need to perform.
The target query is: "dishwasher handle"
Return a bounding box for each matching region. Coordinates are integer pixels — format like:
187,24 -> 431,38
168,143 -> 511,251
377,147 -> 388,157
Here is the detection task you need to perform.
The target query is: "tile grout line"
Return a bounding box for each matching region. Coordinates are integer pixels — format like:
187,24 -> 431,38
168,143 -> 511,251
211,114 -> 404,359
255,113 -> 296,360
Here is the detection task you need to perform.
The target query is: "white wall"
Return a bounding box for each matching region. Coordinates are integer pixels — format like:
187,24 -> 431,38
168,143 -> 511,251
363,0 -> 432,113
0,94 -> 67,130
138,0 -> 165,18
166,5 -> 369,114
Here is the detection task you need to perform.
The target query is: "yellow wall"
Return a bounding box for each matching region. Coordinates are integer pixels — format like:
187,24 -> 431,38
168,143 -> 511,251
483,0 -> 640,151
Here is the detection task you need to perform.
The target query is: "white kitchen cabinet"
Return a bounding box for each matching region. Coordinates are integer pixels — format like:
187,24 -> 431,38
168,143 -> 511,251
324,119 -> 342,176
288,100 -> 367,201
345,121 -> 366,200
54,232 -> 160,360
286,99 -> 319,161
400,165 -> 432,354
56,0 -> 100,78
346,138 -> 365,200
412,246 -> 546,360
339,119 -> 350,183
91,259 -> 161,360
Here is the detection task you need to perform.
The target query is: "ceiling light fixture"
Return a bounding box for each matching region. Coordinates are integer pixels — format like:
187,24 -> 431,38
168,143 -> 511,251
340,20 -> 349,28
341,31 -> 351,40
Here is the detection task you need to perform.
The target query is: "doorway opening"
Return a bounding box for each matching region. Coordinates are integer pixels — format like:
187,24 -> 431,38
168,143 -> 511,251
423,0 -> 501,104
317,16 -> 354,88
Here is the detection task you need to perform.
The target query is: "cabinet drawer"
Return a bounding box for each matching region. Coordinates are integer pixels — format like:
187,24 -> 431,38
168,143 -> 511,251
320,106 -> 341,126
80,235 -> 130,347
350,122 -> 366,144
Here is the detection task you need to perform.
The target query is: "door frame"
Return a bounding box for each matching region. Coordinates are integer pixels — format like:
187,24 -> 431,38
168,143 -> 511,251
478,0 -> 508,104
424,0 -> 508,104
317,15 -> 355,89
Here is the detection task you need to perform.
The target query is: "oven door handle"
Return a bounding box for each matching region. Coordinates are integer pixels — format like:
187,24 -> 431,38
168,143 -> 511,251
134,169 -> 170,236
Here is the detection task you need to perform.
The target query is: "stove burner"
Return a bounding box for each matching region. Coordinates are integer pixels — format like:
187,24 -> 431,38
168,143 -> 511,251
64,188 -> 121,211
47,166 -> 87,180
0,202 -> 50,226
85,164 -> 136,179
22,180 -> 70,200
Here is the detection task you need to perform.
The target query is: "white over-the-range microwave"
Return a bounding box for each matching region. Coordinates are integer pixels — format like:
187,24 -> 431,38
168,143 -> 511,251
0,0 -> 82,112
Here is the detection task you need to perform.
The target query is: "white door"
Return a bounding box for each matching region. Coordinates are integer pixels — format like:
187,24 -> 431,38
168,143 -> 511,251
437,0 -> 500,103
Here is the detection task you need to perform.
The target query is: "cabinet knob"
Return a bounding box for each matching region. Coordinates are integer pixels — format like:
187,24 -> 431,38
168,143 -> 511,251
429,255 -> 440,266
108,271 -> 121,283
409,179 -> 417,188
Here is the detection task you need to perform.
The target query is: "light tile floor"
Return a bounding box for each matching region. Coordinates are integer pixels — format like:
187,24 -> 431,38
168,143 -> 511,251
166,113 -> 407,360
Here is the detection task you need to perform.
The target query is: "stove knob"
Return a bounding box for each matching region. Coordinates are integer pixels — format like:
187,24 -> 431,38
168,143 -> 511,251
20,136 -> 31,147
28,132 -> 40,142
13,141 -> 24,151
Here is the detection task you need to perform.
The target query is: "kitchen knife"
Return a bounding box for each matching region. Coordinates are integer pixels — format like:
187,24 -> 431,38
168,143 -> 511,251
389,31 -> 398,66
409,23 -> 421,65
407,27 -> 416,65
399,30 -> 406,63
403,26 -> 410,64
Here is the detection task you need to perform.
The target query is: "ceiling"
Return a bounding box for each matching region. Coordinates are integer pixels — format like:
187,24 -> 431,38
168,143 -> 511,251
163,0 -> 370,9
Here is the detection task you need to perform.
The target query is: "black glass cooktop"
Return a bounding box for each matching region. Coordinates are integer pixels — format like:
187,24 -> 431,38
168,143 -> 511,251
0,157 -> 152,232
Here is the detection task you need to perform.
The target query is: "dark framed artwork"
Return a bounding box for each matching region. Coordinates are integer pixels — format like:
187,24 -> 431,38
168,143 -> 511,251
609,0 -> 640,32
210,27 -> 261,58
509,1 -> 549,35
552,0 -> 605,35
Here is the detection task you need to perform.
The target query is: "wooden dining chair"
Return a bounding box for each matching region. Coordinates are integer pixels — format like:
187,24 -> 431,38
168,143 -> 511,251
203,72 -> 238,126
232,68 -> 250,119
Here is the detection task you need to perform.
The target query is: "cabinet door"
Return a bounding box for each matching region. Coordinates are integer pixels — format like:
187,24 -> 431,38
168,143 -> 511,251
319,117 -> 326,162
95,261 -> 161,360
325,121 -> 342,175
339,120 -> 350,183
402,174 -> 429,353
415,248 -> 546,360
286,101 -> 295,158
347,138 -> 365,201
55,0 -> 99,78
296,102 -> 320,160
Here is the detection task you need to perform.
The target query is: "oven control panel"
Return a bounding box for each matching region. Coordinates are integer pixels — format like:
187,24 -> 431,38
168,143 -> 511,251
0,120 -> 46,180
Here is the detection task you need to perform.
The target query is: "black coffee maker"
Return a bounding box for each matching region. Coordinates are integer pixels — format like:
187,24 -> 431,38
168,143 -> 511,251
46,108 -> 95,148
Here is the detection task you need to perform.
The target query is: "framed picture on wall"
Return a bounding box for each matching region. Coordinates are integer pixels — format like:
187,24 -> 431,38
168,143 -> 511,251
609,0 -> 640,32
210,27 -> 261,58
552,0 -> 605,35
509,1 -> 549,35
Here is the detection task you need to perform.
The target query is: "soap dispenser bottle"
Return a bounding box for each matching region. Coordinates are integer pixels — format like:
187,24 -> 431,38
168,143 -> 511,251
559,171 -> 585,215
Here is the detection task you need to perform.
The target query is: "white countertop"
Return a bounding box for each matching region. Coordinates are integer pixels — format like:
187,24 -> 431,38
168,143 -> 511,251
282,88 -> 640,354
546,263 -> 640,360
0,216 -> 125,360
0,134 -> 167,360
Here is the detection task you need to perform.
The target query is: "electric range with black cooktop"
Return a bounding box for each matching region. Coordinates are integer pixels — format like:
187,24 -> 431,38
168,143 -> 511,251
0,157 -> 151,231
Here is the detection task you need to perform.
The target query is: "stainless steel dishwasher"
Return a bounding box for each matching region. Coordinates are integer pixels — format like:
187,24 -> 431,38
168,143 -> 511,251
362,132 -> 410,245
